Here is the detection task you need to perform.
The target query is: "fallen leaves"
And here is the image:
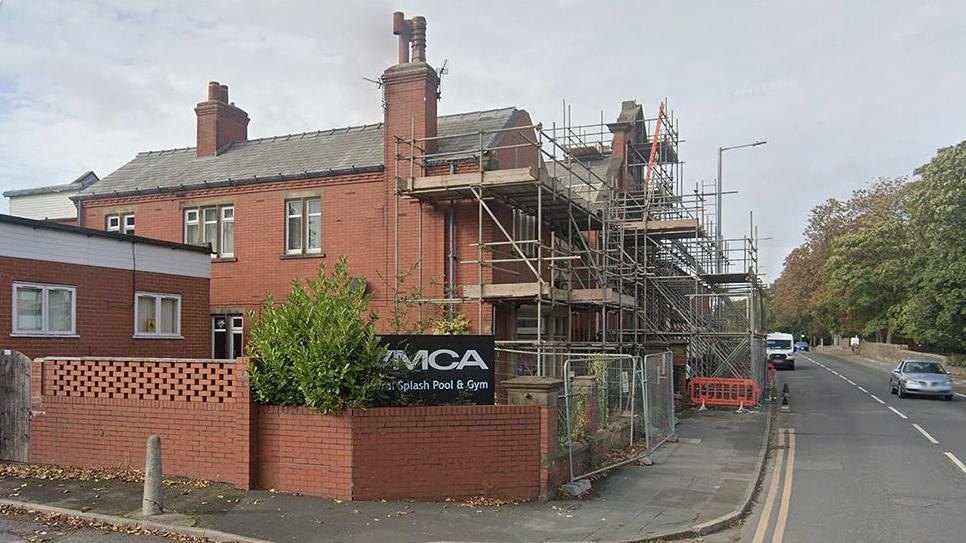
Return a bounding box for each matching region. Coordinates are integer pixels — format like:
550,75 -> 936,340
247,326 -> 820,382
0,503 -> 212,542
0,462 -> 212,488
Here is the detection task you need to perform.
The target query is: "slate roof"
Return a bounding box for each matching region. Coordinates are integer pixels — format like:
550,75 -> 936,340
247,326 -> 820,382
4,171 -> 99,198
77,108 -> 521,200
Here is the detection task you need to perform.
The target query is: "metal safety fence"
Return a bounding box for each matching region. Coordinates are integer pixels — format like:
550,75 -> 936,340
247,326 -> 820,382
558,350 -> 676,483
641,351 -> 676,453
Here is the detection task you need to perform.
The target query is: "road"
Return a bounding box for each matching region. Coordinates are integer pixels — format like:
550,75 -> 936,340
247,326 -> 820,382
717,349 -> 966,543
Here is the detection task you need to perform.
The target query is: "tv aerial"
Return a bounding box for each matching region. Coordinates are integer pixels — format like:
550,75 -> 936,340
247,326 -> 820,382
438,59 -> 449,99
362,76 -> 384,89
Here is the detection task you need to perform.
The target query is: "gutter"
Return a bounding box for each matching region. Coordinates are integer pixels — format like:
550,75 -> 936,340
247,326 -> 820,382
71,165 -> 385,203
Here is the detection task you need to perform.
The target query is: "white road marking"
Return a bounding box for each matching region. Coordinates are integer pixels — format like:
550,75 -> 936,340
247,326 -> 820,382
888,406 -> 908,419
857,386 -> 868,393
912,424 -> 939,444
944,452 -> 966,475
870,394 -> 886,405
844,378 -> 857,385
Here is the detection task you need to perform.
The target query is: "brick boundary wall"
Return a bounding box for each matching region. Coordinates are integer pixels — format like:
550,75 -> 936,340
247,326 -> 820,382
30,357 -> 253,488
30,357 -> 553,500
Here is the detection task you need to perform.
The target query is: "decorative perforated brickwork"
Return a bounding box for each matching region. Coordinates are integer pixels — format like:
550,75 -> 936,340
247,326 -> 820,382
44,358 -> 236,402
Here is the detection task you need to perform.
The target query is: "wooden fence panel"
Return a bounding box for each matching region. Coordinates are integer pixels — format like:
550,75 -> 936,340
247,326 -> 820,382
0,350 -> 31,462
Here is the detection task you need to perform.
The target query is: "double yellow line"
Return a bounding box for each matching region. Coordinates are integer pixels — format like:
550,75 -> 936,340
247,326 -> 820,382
752,427 -> 796,543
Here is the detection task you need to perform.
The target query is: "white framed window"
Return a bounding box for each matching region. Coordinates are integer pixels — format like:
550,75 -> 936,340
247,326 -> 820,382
285,197 -> 322,255
106,213 -> 135,234
12,282 -> 76,337
184,209 -> 199,244
221,206 -> 235,257
184,205 -> 233,258
212,314 -> 244,359
134,292 -> 181,338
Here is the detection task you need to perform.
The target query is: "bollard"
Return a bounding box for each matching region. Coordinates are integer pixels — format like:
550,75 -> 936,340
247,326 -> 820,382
142,435 -> 163,516
782,383 -> 789,396
779,393 -> 791,413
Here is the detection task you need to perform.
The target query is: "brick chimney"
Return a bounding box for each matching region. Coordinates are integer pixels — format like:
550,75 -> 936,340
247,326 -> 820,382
195,81 -> 250,157
383,11 -> 439,173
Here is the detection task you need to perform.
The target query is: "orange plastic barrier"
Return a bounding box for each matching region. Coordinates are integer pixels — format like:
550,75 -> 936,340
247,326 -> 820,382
689,377 -> 760,407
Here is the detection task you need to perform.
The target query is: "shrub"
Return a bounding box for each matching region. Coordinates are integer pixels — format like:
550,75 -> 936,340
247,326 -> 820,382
429,312 -> 471,335
245,258 -> 388,413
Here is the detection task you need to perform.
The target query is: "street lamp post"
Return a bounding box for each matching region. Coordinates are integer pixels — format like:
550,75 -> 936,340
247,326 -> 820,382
716,140 -> 766,273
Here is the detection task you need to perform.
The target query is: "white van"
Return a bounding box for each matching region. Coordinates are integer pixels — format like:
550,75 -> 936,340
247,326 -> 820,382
767,332 -> 796,370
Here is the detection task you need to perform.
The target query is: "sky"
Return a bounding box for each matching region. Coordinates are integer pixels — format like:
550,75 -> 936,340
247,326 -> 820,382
1,0 -> 964,279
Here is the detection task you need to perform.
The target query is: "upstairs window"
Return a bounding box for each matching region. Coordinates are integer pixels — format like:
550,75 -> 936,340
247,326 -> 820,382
106,213 -> 135,235
184,205 -> 234,258
12,282 -> 76,337
285,197 -> 322,255
135,292 -> 181,338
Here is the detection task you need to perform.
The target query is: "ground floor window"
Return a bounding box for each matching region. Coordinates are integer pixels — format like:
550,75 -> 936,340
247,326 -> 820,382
12,282 -> 76,336
135,292 -> 181,338
212,314 -> 244,359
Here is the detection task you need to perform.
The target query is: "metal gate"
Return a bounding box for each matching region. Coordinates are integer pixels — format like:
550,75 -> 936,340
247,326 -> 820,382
641,351 -> 676,453
0,350 -> 31,462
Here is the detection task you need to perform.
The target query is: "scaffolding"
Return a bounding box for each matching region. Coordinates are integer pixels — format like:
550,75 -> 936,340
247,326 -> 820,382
394,100 -> 766,389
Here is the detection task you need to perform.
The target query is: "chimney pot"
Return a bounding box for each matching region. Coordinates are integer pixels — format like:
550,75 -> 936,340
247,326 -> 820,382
220,85 -> 229,103
411,16 -> 427,62
392,11 -> 411,64
207,81 -> 221,101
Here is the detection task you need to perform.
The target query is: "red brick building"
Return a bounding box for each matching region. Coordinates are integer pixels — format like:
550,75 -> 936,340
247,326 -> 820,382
0,214 -> 211,359
71,12 -> 648,364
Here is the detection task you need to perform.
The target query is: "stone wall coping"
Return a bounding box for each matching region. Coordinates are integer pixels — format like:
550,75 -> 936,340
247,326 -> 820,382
502,376 -> 564,391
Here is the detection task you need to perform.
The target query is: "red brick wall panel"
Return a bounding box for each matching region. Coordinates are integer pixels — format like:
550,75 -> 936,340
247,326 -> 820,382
351,405 -> 542,500
30,359 -> 249,486
0,256 -> 209,359
253,406 -> 353,500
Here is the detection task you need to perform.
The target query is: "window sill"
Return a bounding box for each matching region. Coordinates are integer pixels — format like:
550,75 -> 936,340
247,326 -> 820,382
280,252 -> 326,260
211,257 -> 238,263
11,333 -> 79,339
133,334 -> 184,340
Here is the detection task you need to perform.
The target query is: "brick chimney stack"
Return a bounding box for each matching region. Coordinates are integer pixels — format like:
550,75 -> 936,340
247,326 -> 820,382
384,11 -> 439,167
195,81 -> 250,157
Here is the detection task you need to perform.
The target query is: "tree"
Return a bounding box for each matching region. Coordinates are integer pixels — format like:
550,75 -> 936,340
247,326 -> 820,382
769,178 -> 910,341
245,258 -> 388,413
902,141 -> 966,352
820,180 -> 911,342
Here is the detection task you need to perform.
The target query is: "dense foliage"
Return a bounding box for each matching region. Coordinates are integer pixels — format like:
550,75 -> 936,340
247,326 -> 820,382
770,141 -> 966,353
245,258 -> 388,413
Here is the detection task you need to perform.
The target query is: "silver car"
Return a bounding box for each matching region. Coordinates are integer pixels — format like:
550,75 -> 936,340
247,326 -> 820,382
890,360 -> 954,401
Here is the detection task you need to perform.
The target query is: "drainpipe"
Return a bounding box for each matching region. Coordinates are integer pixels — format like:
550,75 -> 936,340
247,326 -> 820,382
448,203 -> 456,319
448,162 -> 457,319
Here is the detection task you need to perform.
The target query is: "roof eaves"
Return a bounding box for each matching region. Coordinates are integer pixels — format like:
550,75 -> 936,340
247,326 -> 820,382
0,213 -> 212,254
73,164 -> 385,202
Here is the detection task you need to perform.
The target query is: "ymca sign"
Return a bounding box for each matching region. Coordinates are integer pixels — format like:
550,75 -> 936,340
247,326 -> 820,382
380,335 -> 495,405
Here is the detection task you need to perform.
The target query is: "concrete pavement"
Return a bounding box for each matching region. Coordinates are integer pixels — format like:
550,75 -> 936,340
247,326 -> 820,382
727,349 -> 966,543
1,408 -> 770,543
